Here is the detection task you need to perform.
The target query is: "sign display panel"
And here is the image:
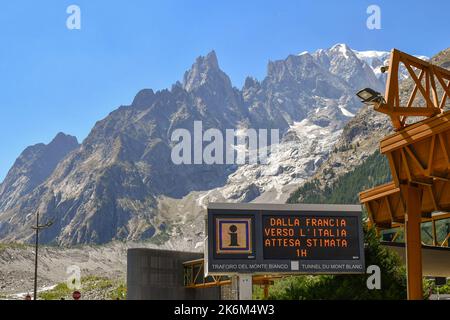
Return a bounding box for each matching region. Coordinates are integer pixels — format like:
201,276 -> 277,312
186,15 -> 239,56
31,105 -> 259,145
262,215 -> 360,260
207,203 -> 365,275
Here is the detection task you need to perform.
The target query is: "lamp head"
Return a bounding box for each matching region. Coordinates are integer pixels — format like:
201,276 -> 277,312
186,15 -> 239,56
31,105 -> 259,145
356,88 -> 385,105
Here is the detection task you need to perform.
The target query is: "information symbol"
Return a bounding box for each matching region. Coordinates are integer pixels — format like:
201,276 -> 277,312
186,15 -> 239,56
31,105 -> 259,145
229,225 -> 239,246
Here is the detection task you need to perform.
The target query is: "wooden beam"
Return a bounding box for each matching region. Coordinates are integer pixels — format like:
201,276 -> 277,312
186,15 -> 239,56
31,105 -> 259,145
428,185 -> 439,212
404,146 -> 426,174
359,182 -> 399,203
406,70 -> 425,108
438,133 -> 450,169
438,79 -> 450,110
435,71 -> 450,99
427,135 -> 436,176
387,153 -> 400,186
401,149 -> 413,181
385,197 -> 394,223
429,67 -> 440,108
385,49 -> 400,109
380,111 -> 450,154
404,63 -> 435,109
376,105 -> 440,117
366,202 -> 376,227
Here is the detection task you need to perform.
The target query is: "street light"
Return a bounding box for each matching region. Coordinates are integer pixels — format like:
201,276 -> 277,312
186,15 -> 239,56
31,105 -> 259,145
356,88 -> 386,105
31,211 -> 53,300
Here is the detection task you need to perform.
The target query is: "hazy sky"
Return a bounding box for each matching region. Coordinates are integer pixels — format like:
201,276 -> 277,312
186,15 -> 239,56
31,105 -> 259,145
0,0 -> 449,180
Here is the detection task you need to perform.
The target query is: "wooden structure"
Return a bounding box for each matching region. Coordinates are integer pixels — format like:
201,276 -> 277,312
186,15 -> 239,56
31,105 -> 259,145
360,111 -> 450,227
183,259 -> 275,298
374,49 -> 450,130
359,49 -> 450,300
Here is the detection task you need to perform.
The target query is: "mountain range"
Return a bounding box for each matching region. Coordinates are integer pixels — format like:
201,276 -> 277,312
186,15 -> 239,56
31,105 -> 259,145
0,44 -> 436,247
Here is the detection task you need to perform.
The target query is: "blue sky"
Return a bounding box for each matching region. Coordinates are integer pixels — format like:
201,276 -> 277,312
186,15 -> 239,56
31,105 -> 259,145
0,0 -> 449,180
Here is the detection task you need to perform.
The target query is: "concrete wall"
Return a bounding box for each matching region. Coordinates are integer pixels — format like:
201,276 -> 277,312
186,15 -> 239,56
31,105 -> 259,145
127,248 -> 221,300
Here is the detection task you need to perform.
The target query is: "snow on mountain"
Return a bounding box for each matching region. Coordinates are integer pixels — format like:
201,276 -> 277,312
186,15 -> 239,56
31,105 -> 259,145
352,48 -> 429,80
338,105 -> 355,117
313,44 -> 385,94
352,49 -> 390,78
156,119 -> 342,248
331,43 -> 350,59
353,49 -> 390,61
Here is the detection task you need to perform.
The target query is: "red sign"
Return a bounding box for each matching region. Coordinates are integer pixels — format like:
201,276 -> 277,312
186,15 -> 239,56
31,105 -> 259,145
72,290 -> 81,300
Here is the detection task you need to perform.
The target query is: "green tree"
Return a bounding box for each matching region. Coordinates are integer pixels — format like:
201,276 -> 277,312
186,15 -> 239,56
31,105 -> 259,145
288,151 -> 391,204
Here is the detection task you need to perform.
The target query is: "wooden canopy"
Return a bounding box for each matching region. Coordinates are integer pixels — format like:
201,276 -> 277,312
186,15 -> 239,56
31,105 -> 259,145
360,110 -> 450,227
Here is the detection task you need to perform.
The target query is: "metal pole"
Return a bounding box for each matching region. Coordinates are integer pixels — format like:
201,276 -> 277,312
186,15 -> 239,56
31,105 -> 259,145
238,274 -> 252,300
405,185 -> 423,300
230,275 -> 239,299
432,219 -> 437,246
33,212 -> 39,301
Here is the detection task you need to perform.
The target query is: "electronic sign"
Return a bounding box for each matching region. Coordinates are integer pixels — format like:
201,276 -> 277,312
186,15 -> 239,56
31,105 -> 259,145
206,203 -> 365,275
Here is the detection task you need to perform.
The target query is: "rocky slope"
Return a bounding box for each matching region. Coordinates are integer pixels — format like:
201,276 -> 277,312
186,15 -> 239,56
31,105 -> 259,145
0,241 -> 181,298
0,133 -> 79,213
288,104 -> 392,201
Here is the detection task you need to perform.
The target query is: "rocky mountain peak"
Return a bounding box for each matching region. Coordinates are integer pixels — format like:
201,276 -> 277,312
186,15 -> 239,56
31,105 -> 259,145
329,43 -> 352,58
132,89 -> 155,108
243,76 -> 260,91
0,132 -> 79,212
203,50 -> 220,69
314,43 -> 385,93
266,52 -> 318,84
49,132 -> 79,148
182,50 -> 231,92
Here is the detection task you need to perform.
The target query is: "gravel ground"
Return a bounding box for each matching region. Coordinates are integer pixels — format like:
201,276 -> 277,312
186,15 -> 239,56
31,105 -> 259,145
0,240 -> 201,299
